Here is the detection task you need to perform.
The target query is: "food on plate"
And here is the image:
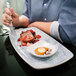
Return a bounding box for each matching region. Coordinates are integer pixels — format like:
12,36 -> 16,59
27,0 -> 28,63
34,47 -> 52,55
20,30 -> 36,43
36,35 -> 41,39
17,29 -> 41,46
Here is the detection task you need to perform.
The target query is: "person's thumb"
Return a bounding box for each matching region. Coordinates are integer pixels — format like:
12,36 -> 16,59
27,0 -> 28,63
10,8 -> 17,17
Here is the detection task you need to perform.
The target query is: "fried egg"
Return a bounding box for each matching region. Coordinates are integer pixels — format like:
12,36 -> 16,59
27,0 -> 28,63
34,47 -> 49,55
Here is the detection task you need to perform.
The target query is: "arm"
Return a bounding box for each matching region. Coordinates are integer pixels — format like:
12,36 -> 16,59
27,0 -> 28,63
27,0 -> 76,46
58,0 -> 76,46
28,21 -> 62,41
28,21 -> 52,34
19,15 -> 29,27
28,0 -> 76,46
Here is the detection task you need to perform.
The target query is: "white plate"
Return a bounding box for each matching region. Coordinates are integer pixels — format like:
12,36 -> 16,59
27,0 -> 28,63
27,40 -> 58,58
9,27 -> 74,69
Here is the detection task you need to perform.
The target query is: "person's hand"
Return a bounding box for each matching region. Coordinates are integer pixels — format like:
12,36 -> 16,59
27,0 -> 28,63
2,8 -> 19,27
28,21 -> 52,34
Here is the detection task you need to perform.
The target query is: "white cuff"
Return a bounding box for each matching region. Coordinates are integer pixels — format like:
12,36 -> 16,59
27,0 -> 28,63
19,15 -> 29,20
50,21 -> 63,42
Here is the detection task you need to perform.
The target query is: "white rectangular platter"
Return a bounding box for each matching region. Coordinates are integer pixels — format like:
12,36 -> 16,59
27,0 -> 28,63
9,27 -> 73,69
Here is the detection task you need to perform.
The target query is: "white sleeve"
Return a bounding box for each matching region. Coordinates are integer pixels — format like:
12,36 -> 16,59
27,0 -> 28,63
19,15 -> 29,20
50,21 -> 63,42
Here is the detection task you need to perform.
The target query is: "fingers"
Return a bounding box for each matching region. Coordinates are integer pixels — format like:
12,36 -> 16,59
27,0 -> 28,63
2,22 -> 10,26
10,8 -> 18,18
4,8 -> 12,16
28,24 -> 33,27
2,8 -> 19,26
3,8 -> 12,26
4,8 -> 18,18
2,14 -> 11,26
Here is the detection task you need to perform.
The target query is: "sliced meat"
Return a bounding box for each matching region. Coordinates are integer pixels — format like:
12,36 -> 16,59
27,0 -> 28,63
20,30 -> 36,43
